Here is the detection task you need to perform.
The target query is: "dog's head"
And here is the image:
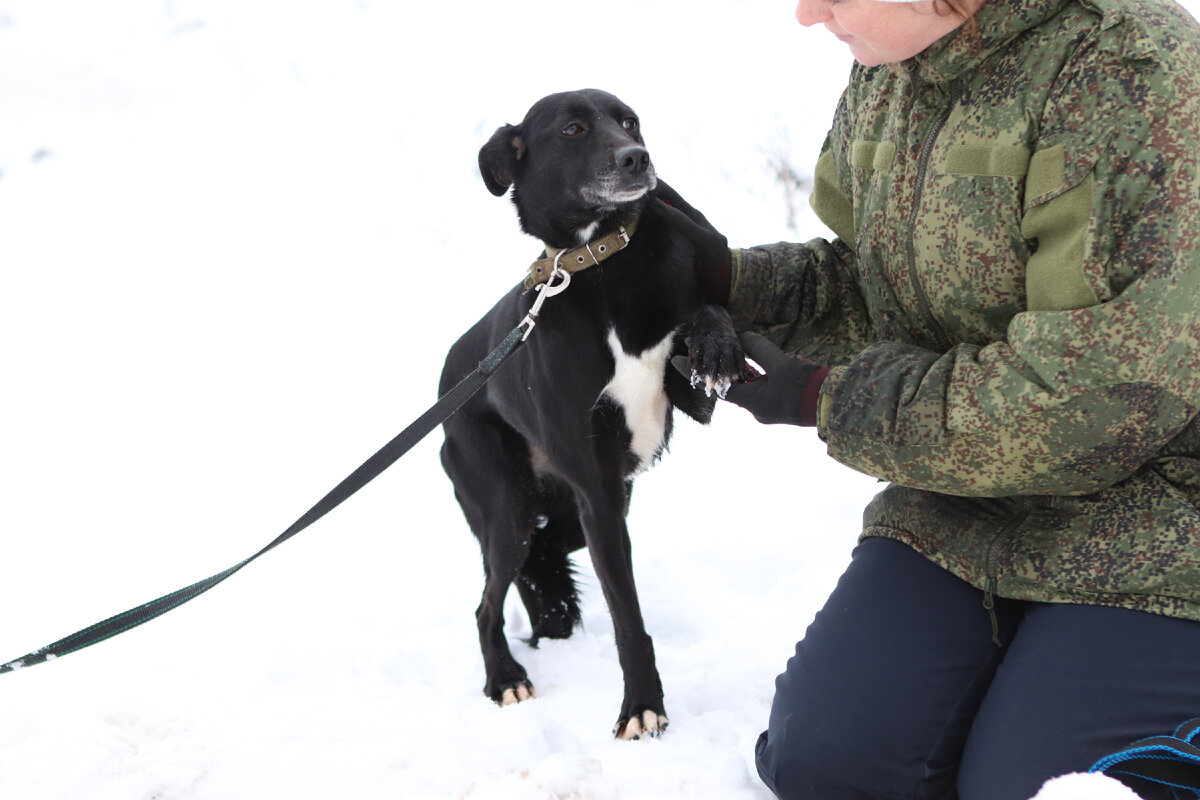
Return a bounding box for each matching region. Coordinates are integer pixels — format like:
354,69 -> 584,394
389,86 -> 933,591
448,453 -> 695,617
479,89 -> 657,248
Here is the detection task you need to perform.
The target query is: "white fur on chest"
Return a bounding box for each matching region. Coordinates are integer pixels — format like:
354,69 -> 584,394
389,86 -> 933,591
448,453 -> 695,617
602,328 -> 675,474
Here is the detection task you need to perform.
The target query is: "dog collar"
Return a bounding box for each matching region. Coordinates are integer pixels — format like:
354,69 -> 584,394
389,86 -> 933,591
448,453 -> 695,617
525,220 -> 638,290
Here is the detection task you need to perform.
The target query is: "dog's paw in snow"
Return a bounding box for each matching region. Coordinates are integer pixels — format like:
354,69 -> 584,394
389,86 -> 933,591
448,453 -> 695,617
614,709 -> 669,740
487,680 -> 536,707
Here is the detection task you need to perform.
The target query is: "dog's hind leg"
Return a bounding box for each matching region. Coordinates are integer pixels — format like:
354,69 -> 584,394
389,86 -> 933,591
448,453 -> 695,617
516,506 -> 584,647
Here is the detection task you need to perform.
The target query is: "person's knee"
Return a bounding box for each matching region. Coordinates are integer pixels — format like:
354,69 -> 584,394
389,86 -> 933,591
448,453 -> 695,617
754,538 -> 997,799
755,714 -> 874,800
756,719 -> 826,799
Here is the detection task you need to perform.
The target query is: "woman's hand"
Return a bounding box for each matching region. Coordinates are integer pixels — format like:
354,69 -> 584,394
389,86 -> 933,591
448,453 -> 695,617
722,332 -> 829,427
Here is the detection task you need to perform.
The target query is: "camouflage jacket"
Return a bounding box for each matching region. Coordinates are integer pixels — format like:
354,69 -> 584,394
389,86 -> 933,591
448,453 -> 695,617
727,0 -> 1200,619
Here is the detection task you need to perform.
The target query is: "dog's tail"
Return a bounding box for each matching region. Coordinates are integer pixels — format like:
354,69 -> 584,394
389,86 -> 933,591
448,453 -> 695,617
517,515 -> 583,647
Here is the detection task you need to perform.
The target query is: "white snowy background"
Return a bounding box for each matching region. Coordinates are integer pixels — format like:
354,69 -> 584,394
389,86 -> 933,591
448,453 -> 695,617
2,2 -> 1196,798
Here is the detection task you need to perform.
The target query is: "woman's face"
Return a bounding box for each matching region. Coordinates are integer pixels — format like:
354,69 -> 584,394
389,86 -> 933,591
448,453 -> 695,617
795,0 -> 976,66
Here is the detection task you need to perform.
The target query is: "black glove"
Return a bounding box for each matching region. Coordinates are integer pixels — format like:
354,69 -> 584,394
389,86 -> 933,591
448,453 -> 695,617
722,332 -> 829,427
652,179 -> 732,305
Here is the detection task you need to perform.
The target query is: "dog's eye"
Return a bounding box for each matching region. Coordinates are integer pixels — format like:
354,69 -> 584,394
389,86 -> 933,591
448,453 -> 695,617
622,117 -> 638,132
562,123 -> 584,137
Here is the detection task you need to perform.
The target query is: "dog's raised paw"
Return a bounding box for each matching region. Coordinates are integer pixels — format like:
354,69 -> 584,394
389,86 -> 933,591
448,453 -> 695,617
615,710 -> 669,740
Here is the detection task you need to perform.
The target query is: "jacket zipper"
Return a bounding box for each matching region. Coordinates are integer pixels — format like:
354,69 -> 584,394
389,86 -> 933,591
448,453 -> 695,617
981,506 -> 1029,646
903,80 -> 962,352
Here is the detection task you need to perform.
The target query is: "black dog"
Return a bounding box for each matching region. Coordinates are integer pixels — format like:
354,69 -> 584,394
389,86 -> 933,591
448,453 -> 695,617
439,89 -> 742,739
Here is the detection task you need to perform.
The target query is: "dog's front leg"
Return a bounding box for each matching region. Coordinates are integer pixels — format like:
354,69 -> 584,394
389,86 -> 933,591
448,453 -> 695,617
578,493 -> 668,739
476,546 -> 538,706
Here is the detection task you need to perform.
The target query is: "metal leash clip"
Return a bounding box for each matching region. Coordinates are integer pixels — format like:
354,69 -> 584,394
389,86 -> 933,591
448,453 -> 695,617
520,262 -> 571,340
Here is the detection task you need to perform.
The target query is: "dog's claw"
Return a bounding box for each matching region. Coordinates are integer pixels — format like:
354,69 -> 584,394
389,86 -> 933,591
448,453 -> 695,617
498,682 -> 537,706
689,368 -> 733,399
615,710 -> 669,740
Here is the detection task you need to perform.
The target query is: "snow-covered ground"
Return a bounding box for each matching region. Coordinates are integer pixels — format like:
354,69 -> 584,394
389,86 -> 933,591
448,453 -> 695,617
1,2 -> 1195,798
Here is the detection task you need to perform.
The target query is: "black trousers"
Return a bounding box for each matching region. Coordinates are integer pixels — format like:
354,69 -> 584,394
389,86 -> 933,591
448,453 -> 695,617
755,536 -> 1200,800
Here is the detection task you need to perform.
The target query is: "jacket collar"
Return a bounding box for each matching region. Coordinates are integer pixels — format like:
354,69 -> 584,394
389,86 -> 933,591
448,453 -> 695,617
525,220 -> 638,289
909,0 -> 1074,84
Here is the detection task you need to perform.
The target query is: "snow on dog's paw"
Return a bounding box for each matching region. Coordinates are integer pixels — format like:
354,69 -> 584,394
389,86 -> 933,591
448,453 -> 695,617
614,710 -> 668,740
688,369 -> 733,399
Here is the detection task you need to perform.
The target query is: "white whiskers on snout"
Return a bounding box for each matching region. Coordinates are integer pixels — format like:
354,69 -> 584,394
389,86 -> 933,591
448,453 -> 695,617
579,168 -> 657,213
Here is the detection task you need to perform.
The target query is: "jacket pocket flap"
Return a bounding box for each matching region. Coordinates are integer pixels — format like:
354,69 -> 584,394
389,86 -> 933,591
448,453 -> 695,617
940,145 -> 1031,177
850,139 -> 896,171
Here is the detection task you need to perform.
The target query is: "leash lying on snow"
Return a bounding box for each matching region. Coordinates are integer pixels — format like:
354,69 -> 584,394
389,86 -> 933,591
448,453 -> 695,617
0,268 -> 572,675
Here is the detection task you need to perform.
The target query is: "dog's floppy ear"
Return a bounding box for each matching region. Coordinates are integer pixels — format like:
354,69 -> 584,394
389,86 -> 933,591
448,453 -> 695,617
478,124 -> 526,197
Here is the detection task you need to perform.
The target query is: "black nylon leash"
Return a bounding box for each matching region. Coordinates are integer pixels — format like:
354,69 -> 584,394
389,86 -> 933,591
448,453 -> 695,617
0,311 -> 541,675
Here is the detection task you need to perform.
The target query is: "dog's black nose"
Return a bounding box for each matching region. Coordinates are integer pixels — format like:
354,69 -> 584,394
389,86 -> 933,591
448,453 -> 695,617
615,145 -> 650,176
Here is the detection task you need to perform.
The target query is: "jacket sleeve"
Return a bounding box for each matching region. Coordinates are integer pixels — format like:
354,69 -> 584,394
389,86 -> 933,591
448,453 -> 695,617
726,86 -> 879,367
726,234 -> 876,368
817,24 -> 1200,497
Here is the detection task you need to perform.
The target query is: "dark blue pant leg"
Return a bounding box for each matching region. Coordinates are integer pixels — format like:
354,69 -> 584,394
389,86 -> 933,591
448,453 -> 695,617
957,602 -> 1200,800
755,537 -> 1020,799
755,536 -> 1200,800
